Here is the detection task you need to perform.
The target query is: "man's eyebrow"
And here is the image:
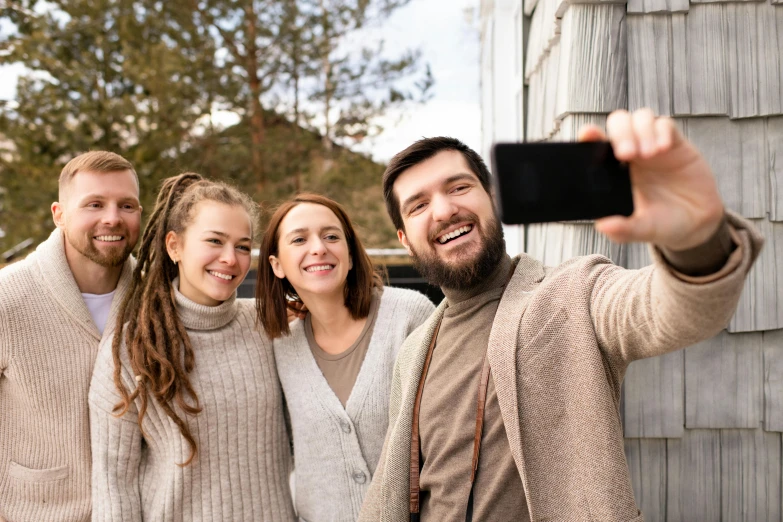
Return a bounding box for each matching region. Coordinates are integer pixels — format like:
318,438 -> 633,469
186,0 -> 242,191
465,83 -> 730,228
444,173 -> 478,185
400,172 -> 477,213
401,191 -> 425,214
77,194 -> 107,202
77,194 -> 140,204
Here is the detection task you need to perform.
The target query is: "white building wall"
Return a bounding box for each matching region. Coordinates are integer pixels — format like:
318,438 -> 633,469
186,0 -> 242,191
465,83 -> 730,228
480,0 -> 526,255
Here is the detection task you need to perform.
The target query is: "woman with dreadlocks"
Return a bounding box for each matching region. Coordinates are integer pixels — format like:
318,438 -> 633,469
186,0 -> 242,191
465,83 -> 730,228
88,173 -> 295,521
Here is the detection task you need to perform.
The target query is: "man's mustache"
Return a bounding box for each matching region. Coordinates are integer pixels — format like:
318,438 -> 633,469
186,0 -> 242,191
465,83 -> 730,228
90,227 -> 129,237
428,215 -> 479,243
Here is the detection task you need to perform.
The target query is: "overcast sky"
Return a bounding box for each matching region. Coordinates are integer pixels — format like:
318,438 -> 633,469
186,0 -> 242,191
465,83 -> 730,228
354,0 -> 482,162
0,0 -> 481,163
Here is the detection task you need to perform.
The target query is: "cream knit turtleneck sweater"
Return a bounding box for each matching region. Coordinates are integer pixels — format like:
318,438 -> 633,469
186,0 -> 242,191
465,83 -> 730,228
0,229 -> 134,522
88,284 -> 295,521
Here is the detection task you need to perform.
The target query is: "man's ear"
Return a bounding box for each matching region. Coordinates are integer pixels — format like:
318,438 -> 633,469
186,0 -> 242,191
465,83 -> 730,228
397,230 -> 413,256
269,255 -> 286,279
165,231 -> 180,264
51,202 -> 65,229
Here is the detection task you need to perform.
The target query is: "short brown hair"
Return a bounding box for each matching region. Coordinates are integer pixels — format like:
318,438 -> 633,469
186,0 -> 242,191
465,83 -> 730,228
382,137 -> 492,230
58,151 -> 138,199
256,193 -> 383,339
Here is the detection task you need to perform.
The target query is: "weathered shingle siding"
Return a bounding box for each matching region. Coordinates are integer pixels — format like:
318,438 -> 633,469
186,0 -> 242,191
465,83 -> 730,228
667,429 -> 723,521
684,331 -> 764,429
482,0 -> 783,518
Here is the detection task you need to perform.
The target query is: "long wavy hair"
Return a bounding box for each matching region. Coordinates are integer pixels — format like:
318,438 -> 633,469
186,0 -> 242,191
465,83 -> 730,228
255,192 -> 384,339
110,172 -> 258,466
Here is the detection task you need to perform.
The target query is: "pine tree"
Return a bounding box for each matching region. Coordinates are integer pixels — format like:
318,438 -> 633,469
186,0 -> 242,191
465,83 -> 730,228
0,0 -> 433,251
302,0 -> 434,156
0,0 -> 222,250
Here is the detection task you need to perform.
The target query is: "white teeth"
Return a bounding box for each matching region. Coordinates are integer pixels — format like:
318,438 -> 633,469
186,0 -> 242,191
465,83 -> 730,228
306,265 -> 334,272
437,225 -> 472,244
95,235 -> 123,242
208,271 -> 234,281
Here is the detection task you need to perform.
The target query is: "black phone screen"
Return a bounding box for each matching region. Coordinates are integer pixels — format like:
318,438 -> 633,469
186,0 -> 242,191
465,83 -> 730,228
490,141 -> 634,225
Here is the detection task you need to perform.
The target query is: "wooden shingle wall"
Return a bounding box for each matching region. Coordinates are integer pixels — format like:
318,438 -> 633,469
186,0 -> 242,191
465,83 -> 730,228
520,0 -> 783,517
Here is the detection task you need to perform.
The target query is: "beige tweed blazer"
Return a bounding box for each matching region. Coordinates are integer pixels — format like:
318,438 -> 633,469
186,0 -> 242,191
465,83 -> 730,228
358,212 -> 763,522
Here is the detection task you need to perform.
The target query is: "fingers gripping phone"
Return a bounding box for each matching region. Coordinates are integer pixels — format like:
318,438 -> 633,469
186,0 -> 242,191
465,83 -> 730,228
490,142 -> 634,225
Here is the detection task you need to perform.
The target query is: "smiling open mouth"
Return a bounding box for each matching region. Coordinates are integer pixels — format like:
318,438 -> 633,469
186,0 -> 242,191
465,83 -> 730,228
437,225 -> 473,244
94,235 -> 124,242
305,264 -> 334,272
208,270 -> 235,281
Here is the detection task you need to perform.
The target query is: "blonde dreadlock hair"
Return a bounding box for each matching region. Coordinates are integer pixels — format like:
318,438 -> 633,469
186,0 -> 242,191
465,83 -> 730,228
111,172 -> 259,466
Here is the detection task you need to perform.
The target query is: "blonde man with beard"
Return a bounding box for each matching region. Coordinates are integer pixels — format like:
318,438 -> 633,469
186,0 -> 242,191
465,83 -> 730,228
0,152 -> 141,522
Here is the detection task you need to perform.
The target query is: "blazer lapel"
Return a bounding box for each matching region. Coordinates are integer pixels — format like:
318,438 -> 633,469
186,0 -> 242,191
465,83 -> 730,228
488,254 -> 545,499
381,299 -> 447,520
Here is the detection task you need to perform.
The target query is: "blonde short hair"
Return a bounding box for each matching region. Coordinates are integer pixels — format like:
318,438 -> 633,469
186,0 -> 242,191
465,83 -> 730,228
58,151 -> 138,199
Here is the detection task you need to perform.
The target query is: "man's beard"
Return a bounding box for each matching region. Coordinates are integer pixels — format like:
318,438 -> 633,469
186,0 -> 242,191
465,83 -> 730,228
409,212 -> 506,291
65,227 -> 134,268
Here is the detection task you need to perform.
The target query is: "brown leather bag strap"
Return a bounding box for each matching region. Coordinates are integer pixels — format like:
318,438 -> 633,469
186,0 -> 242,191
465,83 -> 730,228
470,351 -> 492,483
409,318 -> 493,519
410,319 -> 442,516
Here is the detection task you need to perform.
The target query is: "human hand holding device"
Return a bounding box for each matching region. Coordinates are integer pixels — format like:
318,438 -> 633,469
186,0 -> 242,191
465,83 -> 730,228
584,109 -> 725,251
492,108 -> 725,251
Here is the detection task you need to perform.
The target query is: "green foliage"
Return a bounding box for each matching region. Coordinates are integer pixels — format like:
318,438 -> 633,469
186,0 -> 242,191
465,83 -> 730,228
0,0 -> 223,249
0,0 -> 427,252
284,0 -> 434,145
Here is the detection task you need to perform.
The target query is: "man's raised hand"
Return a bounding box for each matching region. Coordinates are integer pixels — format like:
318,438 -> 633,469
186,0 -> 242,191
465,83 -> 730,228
578,108 -> 725,251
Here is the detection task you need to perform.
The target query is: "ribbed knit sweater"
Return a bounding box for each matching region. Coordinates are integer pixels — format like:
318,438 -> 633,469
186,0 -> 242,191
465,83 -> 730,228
274,286 -> 434,522
88,287 -> 296,521
0,229 -> 133,522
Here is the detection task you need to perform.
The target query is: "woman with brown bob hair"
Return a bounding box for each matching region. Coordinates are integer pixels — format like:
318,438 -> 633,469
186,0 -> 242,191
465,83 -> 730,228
256,193 -> 434,522
89,173 -> 295,521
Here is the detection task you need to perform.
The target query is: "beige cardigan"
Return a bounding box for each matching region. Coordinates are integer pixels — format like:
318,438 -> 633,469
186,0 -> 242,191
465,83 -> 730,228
0,229 -> 133,522
359,212 -> 763,522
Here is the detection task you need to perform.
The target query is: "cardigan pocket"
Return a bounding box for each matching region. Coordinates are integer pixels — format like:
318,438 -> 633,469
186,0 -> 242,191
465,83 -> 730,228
8,461 -> 68,482
2,462 -> 72,521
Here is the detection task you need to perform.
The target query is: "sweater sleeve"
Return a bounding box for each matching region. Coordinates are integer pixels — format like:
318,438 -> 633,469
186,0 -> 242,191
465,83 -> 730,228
0,298 -> 7,379
358,355 -> 404,522
89,337 -> 144,521
385,287 -> 436,338
0,273 -> 15,379
588,211 -> 763,365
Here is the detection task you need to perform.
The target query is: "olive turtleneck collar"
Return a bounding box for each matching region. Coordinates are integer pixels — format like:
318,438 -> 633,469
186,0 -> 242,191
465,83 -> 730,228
441,253 -> 514,306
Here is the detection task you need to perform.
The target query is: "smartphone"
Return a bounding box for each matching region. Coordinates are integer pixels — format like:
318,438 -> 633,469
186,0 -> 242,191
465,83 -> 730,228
490,141 -> 634,225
